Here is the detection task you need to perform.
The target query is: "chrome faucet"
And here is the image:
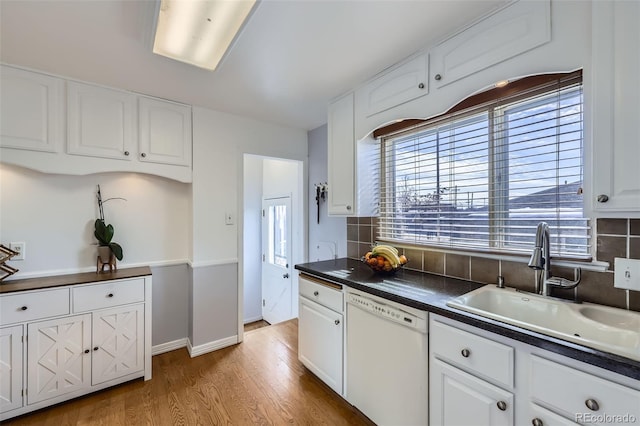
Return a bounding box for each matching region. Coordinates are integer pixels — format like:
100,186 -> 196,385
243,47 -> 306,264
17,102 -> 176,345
528,222 -> 581,297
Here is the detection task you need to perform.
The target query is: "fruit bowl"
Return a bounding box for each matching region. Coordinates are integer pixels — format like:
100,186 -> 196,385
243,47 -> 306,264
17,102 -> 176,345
362,244 -> 408,274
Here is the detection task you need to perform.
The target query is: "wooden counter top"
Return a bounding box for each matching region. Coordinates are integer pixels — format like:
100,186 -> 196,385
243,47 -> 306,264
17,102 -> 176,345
0,266 -> 152,294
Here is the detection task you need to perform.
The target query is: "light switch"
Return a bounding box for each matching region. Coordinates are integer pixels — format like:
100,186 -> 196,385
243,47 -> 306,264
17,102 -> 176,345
614,258 -> 640,291
225,212 -> 234,225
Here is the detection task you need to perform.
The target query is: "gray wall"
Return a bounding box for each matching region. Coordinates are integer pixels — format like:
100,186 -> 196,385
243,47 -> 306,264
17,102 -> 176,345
190,263 -> 239,346
308,124 -> 347,260
150,264 -> 189,346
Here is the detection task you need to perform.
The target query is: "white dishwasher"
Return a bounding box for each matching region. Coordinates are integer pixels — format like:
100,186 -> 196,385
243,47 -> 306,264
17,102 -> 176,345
346,289 -> 429,426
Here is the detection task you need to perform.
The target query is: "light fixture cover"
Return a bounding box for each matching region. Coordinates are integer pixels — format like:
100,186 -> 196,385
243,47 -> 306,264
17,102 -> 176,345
153,0 -> 256,71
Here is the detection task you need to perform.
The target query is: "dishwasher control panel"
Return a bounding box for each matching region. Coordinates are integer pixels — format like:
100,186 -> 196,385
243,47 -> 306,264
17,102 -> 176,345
347,293 -> 427,331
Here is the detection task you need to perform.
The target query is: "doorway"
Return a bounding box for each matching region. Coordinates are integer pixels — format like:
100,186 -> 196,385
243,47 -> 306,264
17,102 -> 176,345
242,155 -> 305,329
262,195 -> 293,324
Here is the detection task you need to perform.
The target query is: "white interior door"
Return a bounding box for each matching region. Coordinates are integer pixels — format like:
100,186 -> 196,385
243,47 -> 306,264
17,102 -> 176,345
262,196 -> 293,325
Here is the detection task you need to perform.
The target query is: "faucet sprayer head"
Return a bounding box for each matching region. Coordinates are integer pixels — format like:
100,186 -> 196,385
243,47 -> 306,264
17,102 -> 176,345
528,247 -> 544,270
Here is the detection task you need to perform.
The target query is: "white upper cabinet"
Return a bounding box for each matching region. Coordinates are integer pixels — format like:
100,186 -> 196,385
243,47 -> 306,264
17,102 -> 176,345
590,0 -> 640,214
430,0 -> 550,89
138,96 -> 192,167
328,92 -> 356,216
0,66 -> 64,153
0,67 -> 193,182
359,53 -> 429,118
67,81 -> 136,161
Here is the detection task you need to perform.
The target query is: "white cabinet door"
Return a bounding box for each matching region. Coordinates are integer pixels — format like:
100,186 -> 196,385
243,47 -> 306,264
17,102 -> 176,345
27,314 -> 91,405
0,326 -> 23,414
91,304 -> 144,385
431,0 -> 550,89
138,97 -> 192,167
591,0 -> 640,212
0,66 -> 64,152
327,92 -> 355,216
67,81 -> 135,160
430,358 -> 514,426
359,53 -> 429,118
298,297 -> 343,395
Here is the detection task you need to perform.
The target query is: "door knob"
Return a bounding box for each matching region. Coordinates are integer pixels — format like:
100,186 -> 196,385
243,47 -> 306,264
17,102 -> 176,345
283,273 -> 289,279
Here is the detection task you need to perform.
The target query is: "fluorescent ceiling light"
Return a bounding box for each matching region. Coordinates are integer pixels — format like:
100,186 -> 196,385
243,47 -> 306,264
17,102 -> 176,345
153,0 -> 256,71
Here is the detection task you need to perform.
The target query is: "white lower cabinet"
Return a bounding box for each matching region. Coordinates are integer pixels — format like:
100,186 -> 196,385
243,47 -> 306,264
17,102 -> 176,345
27,314 -> 92,405
431,358 -> 513,426
0,274 -> 152,421
91,304 -> 144,385
0,325 -> 23,413
298,275 -> 343,395
430,315 -> 640,426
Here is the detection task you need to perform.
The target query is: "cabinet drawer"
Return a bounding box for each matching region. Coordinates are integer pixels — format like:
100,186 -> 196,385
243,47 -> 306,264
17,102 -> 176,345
299,276 -> 343,313
72,278 -> 144,312
430,319 -> 514,388
530,355 -> 640,424
0,288 -> 70,325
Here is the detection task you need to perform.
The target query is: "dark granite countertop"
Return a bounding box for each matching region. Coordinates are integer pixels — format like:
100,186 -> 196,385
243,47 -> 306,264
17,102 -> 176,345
0,266 -> 152,294
295,258 -> 640,380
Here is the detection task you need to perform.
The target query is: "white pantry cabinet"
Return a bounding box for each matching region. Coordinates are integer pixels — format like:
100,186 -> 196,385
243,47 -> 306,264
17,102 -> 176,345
298,275 -> 343,395
138,96 -> 192,167
67,81 -> 136,161
0,65 -> 65,153
0,272 -> 152,421
0,325 -> 23,413
590,0 -> 640,214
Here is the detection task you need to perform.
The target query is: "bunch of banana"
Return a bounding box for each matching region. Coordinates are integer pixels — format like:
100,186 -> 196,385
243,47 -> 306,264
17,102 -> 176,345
372,244 -> 402,267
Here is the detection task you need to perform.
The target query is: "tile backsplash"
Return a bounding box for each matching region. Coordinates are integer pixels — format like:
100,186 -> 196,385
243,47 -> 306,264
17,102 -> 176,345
347,217 -> 640,311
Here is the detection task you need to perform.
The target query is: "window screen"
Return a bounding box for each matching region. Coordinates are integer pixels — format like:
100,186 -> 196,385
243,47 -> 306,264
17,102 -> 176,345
379,73 -> 589,257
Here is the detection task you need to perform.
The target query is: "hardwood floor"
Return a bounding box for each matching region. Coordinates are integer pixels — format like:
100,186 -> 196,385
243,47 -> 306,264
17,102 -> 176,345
6,319 -> 374,425
243,319 -> 270,332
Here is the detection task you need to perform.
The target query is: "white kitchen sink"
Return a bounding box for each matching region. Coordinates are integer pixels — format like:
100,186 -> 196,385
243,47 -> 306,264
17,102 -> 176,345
447,285 -> 640,361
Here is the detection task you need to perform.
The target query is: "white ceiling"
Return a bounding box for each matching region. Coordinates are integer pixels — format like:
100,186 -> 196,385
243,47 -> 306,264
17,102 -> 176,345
0,0 -> 506,131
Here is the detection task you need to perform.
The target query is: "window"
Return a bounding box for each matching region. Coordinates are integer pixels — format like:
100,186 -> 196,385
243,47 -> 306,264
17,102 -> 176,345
379,72 -> 589,258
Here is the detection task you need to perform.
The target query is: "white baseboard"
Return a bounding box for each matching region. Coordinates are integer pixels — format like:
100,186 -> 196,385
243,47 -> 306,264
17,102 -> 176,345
243,315 -> 263,324
187,335 -> 238,358
152,338 -> 188,356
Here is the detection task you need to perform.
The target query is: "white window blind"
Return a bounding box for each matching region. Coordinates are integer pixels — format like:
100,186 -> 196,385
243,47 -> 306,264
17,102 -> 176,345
380,73 -> 589,257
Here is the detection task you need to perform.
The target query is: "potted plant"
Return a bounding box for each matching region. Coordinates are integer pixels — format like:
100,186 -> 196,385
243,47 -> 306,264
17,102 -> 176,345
94,185 -> 124,265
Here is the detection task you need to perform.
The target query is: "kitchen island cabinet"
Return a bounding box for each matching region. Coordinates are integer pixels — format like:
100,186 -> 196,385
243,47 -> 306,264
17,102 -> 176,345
0,267 -> 152,421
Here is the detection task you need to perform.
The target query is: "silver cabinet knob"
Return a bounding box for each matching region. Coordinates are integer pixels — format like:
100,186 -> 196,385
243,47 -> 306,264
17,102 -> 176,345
93,346 -> 99,351
124,151 -> 130,156
346,205 -> 352,210
532,418 -> 543,426
497,401 -> 507,411
435,74 -> 442,81
313,291 -> 319,296
597,194 -> 609,203
418,82 -> 425,89
84,349 -> 90,354
461,348 -> 471,358
334,319 -> 340,325
107,293 -> 114,298
141,152 -> 147,158
20,306 -> 27,311
585,399 -> 599,411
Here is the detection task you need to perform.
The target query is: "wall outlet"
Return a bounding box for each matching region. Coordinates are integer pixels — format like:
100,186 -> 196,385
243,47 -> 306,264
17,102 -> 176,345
614,258 -> 640,291
9,242 -> 25,261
